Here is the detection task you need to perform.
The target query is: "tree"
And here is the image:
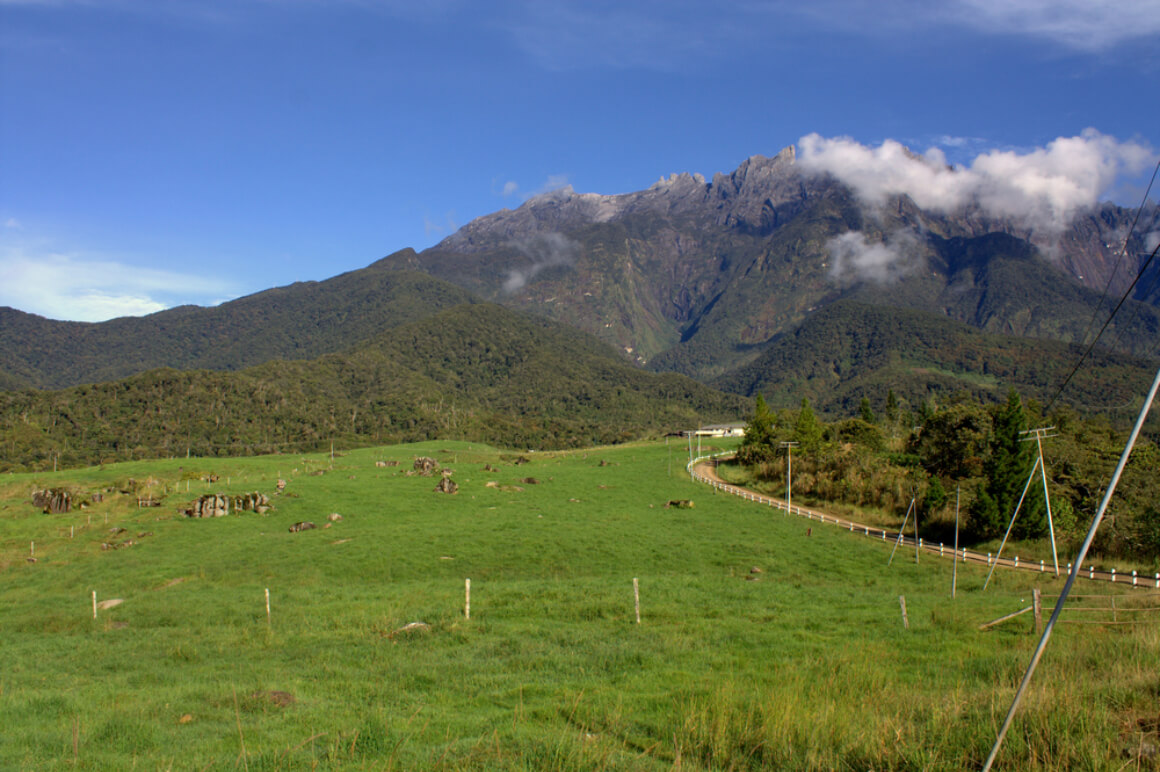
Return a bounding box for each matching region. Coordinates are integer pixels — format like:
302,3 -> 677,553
793,397 -> 823,452
909,401 -> 989,479
738,394 -> 778,465
885,389 -> 900,424
859,396 -> 876,424
969,390 -> 1043,540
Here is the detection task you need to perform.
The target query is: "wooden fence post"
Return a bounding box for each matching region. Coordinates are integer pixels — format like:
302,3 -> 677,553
465,578 -> 471,620
633,578 -> 641,625
899,596 -> 909,630
1032,589 -> 1041,633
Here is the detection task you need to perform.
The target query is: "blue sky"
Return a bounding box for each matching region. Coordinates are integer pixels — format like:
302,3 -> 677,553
1,0 -> 1158,321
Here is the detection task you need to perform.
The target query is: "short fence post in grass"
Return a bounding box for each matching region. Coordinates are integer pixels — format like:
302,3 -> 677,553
1032,589 -> 1042,633
1040,560 -> 1045,573
265,588 -> 270,624
465,578 -> 471,620
1089,566 -> 1094,580
30,541 -> 34,557
71,526 -> 74,538
899,596 -> 909,630
1111,568 -> 1116,583
953,488 -> 961,599
92,591 -> 97,620
1014,556 -> 1019,569
1132,570 -> 1137,586
1154,572 -> 1159,589
633,578 -> 641,625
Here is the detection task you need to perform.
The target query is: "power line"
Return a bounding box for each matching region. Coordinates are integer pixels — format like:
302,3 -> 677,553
1043,238 -> 1160,416
1073,160 -> 1160,354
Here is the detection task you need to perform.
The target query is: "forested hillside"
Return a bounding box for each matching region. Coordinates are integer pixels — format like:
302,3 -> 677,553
0,303 -> 747,472
717,300 -> 1156,421
0,264 -> 475,390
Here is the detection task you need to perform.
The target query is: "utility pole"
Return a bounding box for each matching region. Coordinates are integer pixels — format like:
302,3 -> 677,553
779,442 -> 799,512
1021,427 -> 1059,576
984,426 -> 1060,589
983,367 -> 1160,770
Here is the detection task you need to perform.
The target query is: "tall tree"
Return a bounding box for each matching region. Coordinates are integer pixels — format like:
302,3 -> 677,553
738,394 -> 777,464
970,390 -> 1043,540
793,397 -> 823,452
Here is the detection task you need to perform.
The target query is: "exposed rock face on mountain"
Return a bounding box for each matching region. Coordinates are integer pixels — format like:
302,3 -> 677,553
381,145 -> 1159,381
1,143 -> 1155,416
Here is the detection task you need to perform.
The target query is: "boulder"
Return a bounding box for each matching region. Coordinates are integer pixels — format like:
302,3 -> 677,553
289,521 -> 316,533
32,489 -> 71,514
183,494 -> 230,518
232,492 -> 271,513
434,477 -> 459,494
413,457 -> 439,476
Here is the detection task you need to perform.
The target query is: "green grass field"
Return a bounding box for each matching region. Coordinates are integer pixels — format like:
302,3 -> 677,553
1,440 -> 1157,770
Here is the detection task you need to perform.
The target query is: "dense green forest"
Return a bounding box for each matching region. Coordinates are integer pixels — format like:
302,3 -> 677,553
732,388 -> 1160,563
0,303 -> 746,472
717,300 -> 1157,422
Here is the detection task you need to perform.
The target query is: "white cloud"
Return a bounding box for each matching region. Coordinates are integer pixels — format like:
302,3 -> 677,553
502,232 -> 579,293
827,229 -> 921,284
540,173 -> 570,193
498,0 -> 1160,72
0,248 -> 236,322
502,180 -> 520,197
798,129 -> 1156,239
423,210 -> 458,238
799,129 -> 1157,286
1145,230 -> 1160,254
949,0 -> 1160,51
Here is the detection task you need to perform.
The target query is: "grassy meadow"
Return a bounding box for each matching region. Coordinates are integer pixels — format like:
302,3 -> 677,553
1,439 -> 1157,770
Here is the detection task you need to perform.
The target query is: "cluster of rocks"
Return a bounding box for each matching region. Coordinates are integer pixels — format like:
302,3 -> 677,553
289,513 -> 342,533
434,476 -> 458,494
375,460 -> 400,468
101,528 -> 151,551
412,457 -> 439,476
183,494 -> 230,518
182,492 -> 272,518
665,499 -> 695,509
234,492 -> 272,513
31,488 -> 72,514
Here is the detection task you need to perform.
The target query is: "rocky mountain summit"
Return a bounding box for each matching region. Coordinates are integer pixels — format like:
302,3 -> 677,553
383,145 -> 1158,380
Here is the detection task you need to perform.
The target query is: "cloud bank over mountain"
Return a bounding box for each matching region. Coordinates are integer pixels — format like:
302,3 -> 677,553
798,130 -> 1157,282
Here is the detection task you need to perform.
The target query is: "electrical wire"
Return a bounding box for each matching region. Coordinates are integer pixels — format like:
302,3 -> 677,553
1072,159 -> 1160,352
1044,237 -> 1160,416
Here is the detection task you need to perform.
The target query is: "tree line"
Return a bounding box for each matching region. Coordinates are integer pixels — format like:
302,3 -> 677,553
734,389 -> 1160,562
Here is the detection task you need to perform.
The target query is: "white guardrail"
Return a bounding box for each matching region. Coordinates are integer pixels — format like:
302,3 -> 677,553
687,453 -> 1157,589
